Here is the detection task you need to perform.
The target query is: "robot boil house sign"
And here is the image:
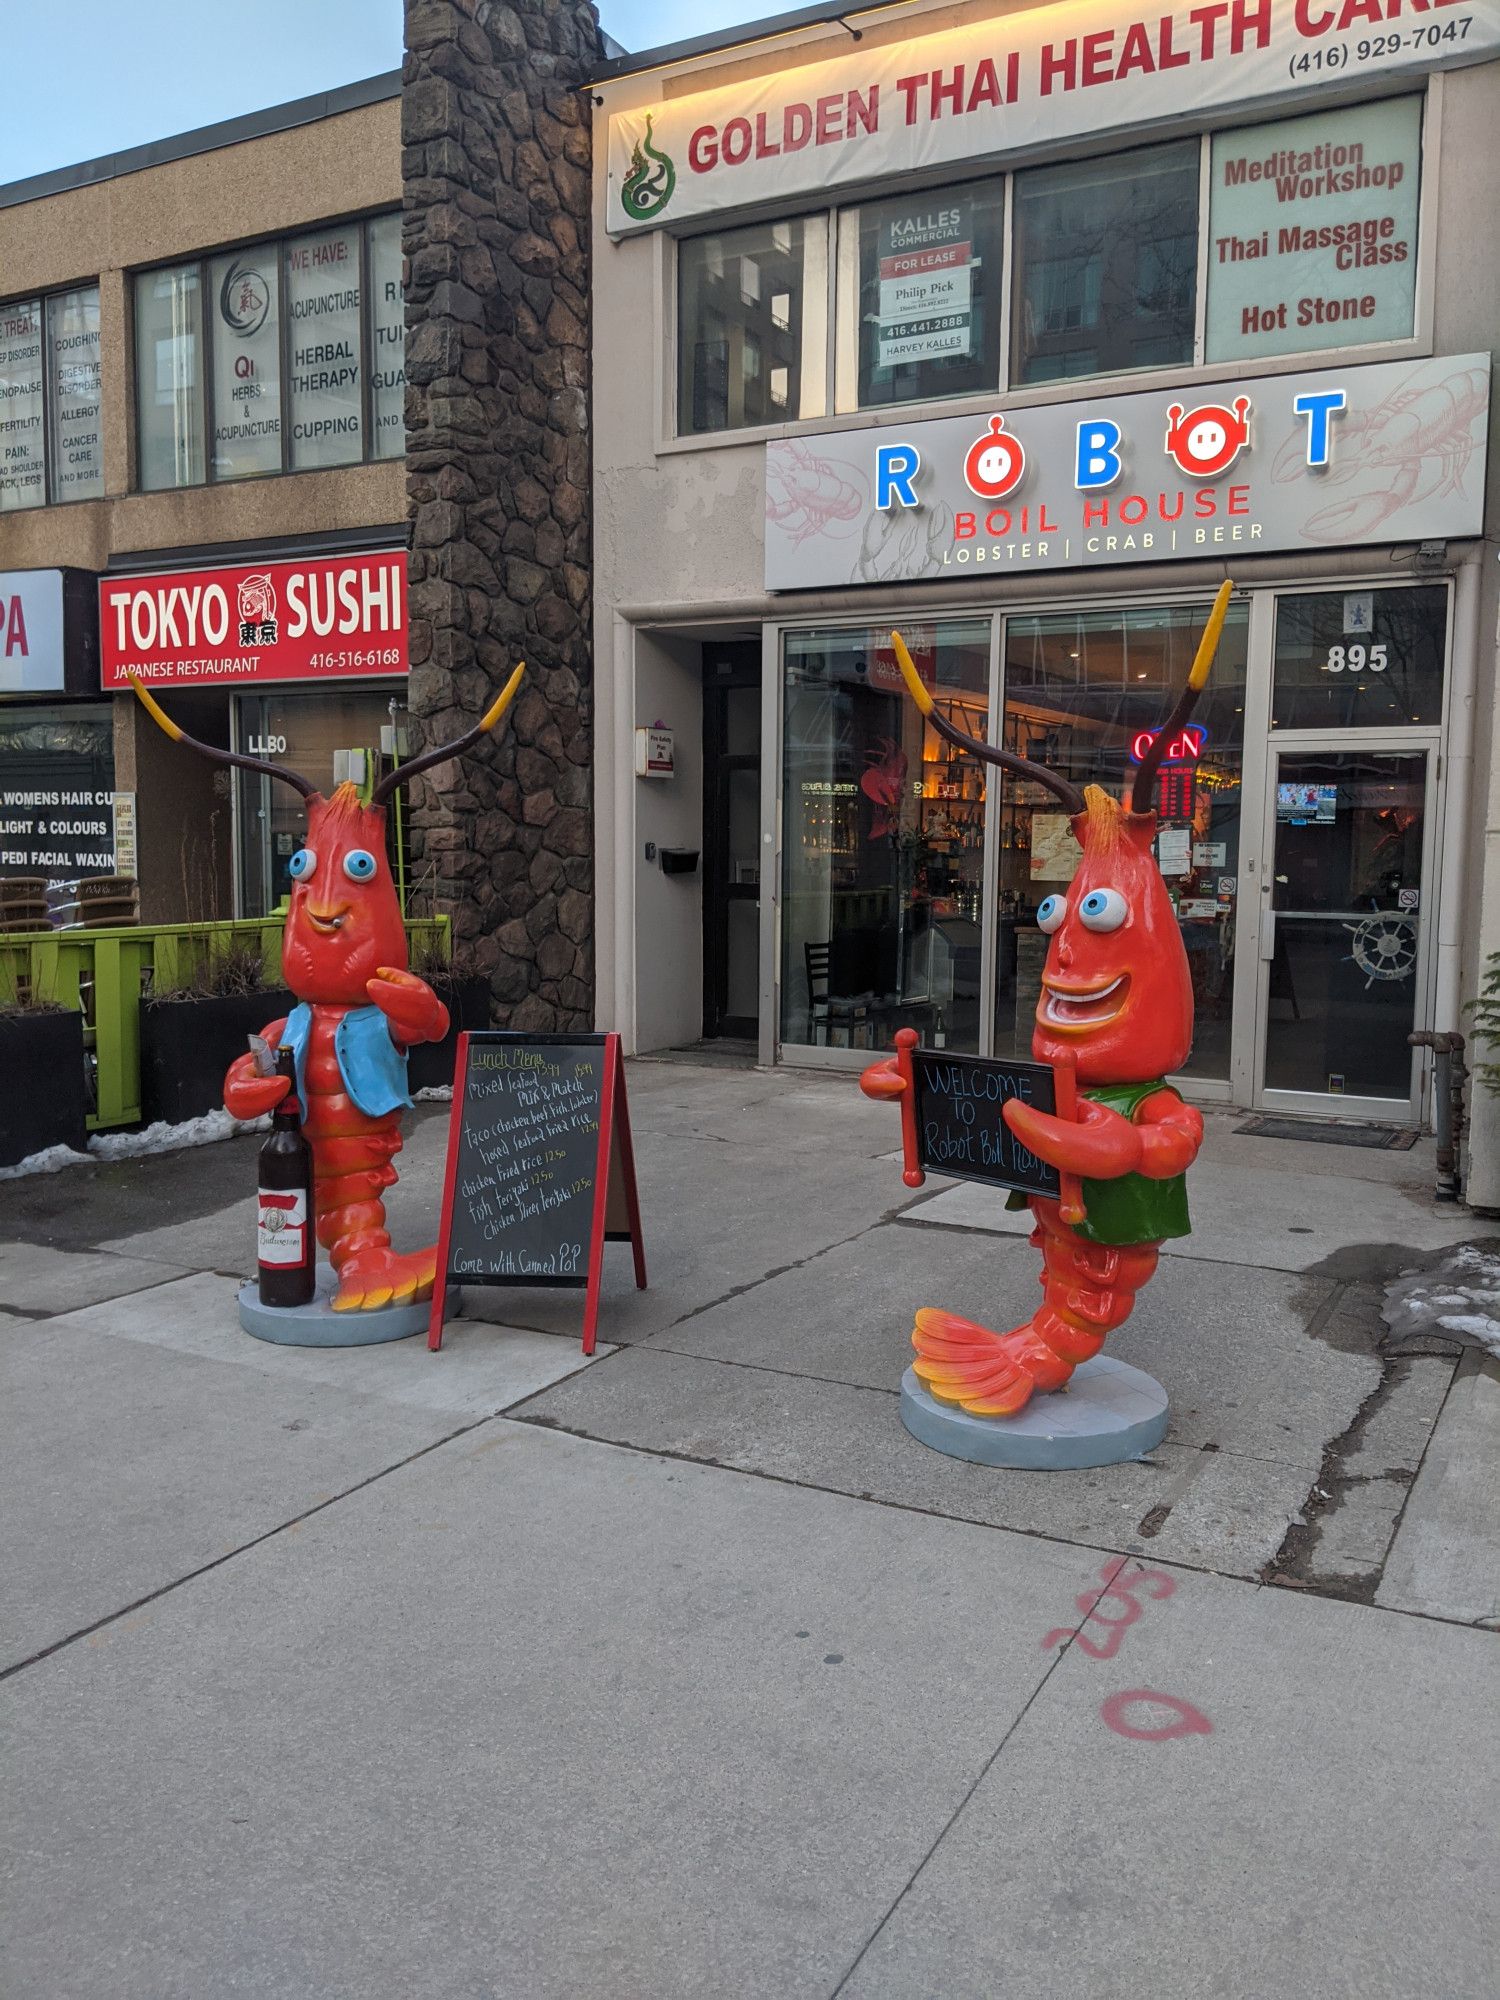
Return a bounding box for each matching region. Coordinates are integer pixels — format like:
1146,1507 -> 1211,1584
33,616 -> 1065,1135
762,351 -> 1491,589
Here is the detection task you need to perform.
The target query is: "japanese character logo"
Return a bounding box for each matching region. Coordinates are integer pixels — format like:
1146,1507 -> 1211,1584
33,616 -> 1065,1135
219,258 -> 271,337
1164,396 -> 1252,479
238,574 -> 278,648
963,415 -> 1027,500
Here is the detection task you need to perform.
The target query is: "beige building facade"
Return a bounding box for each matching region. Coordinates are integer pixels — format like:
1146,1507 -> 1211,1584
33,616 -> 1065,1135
0,77 -> 405,924
587,0 -> 1500,1197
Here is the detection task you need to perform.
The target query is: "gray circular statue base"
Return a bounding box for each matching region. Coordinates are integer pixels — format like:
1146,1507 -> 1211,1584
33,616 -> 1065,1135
900,1355 -> 1168,1469
237,1265 -> 432,1346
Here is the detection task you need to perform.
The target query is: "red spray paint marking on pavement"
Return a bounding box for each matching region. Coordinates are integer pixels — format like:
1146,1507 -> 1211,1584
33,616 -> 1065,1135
1100,1690 -> 1214,1741
1042,1558 -> 1177,1659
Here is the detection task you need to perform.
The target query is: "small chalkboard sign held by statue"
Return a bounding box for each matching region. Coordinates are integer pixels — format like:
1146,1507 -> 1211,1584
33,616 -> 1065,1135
429,1031 -> 646,1354
888,1029 -> 1086,1225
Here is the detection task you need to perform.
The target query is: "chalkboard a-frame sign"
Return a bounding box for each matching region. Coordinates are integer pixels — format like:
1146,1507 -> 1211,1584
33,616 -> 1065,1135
429,1031 -> 646,1354
891,1029 -> 1084,1222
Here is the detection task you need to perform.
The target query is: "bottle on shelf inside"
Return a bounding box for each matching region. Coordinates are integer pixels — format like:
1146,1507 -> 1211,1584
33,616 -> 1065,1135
257,1047 -> 316,1308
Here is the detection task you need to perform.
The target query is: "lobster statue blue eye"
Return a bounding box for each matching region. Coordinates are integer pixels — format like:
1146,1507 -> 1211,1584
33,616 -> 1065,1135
288,848 -> 316,881
342,848 -> 378,882
1036,894 -> 1066,934
1078,887 -> 1129,932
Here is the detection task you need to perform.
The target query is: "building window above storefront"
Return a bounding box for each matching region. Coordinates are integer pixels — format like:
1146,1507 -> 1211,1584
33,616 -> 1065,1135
1011,142 -> 1198,386
0,287 -> 103,511
133,212 -> 403,492
670,92 -> 1430,436
1270,584 -> 1446,731
677,216 -> 826,435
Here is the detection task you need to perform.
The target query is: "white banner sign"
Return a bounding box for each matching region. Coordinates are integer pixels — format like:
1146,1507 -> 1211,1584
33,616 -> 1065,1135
0,570 -> 67,695
607,0 -> 1500,235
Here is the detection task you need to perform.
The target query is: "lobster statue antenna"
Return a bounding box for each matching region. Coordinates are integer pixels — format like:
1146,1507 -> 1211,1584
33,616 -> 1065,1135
1129,579 -> 1233,815
127,662 -> 527,802
888,632 -> 1086,816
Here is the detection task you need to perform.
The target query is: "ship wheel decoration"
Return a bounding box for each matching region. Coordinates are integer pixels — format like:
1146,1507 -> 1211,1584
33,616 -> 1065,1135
1344,912 -> 1417,988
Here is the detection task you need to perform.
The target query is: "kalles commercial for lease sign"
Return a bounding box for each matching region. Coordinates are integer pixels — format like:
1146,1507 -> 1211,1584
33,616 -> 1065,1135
99,549 -> 407,687
607,0 -> 1500,233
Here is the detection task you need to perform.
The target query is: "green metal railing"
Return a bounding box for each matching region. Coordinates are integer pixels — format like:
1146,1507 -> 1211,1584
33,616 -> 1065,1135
0,915 -> 450,1132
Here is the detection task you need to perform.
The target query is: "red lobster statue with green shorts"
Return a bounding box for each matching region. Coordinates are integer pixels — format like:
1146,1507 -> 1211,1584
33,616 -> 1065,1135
862,581 -> 1233,1418
129,665 -> 524,1312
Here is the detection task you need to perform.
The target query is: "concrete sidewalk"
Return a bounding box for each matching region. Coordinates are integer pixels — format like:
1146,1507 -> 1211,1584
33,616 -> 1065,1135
3,1058 -> 1497,1997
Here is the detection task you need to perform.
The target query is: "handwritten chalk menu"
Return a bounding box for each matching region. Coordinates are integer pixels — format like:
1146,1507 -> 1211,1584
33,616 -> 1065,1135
429,1031 -> 646,1355
911,1048 -> 1060,1199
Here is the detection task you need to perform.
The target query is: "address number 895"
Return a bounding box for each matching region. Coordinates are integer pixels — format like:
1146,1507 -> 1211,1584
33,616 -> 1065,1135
1326,643 -> 1387,674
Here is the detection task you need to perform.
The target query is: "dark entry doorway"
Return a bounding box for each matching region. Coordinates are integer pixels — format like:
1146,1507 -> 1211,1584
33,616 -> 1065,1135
702,641 -> 761,1039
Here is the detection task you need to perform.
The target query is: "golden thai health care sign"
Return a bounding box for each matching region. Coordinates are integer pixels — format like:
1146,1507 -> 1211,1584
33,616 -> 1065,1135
762,352 -> 1490,588
606,0 -> 1500,235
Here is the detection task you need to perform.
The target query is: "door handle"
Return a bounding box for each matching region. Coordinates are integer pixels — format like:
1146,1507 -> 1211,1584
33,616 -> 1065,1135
1259,910 -> 1276,962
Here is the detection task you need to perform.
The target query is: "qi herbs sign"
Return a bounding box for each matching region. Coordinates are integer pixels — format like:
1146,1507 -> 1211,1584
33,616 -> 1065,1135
763,351 -> 1490,589
100,550 -> 407,687
1206,95 -> 1423,358
877,200 -> 975,370
605,0 -> 1497,234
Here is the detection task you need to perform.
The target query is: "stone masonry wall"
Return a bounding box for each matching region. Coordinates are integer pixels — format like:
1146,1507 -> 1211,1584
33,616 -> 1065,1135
402,0 -> 601,1030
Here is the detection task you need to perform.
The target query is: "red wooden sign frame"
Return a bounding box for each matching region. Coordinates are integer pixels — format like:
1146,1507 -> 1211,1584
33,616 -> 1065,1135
428,1030 -> 646,1355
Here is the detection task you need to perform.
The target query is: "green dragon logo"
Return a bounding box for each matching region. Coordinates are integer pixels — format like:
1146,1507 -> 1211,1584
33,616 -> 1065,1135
620,115 -> 677,224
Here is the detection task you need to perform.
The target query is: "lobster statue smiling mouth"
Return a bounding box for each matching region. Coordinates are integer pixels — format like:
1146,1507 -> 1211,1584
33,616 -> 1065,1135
129,664 -> 526,1312
862,581 -> 1234,1417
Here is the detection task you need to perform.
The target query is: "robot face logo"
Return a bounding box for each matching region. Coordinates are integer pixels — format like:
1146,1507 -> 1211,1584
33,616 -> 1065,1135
963,415 -> 1027,500
1164,395 -> 1253,479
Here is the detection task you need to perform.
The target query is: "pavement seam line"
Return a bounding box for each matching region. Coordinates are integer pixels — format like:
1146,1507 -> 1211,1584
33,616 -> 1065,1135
1,1264 -> 223,1324
827,1614 -> 1088,1997
0,1405 -> 515,1684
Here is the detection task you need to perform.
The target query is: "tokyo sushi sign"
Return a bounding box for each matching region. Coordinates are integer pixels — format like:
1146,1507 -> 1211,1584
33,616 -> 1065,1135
606,0 -> 1498,235
763,351 -> 1490,588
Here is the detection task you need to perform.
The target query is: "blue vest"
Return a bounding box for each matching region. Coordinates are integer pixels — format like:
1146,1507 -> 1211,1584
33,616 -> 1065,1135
278,1003 -> 412,1118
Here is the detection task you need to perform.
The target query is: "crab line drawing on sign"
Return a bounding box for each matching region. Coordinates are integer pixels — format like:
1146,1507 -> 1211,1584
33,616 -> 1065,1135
1272,361 -> 1488,543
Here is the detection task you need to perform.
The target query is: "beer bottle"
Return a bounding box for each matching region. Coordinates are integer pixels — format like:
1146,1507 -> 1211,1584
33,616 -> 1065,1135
258,1048 -> 315,1307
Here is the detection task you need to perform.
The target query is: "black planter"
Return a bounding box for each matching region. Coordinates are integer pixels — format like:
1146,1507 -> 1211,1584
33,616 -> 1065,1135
407,976 -> 491,1093
139,989 -> 296,1126
0,1010 -> 88,1166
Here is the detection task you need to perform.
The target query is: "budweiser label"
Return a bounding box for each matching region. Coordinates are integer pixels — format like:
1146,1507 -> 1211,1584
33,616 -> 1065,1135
258,1188 -> 309,1267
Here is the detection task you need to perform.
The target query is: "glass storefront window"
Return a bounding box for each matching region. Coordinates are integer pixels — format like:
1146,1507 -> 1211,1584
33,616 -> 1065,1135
208,248 -> 282,479
368,212 -> 405,460
0,299 -> 48,511
287,223 -> 364,469
1271,586 -> 1446,730
45,289 -> 103,502
781,619 -> 990,1053
995,601 -> 1249,1080
234,690 -> 401,916
136,264 -> 206,492
1011,141 -> 1199,385
850,177 -> 1004,409
678,216 -> 824,435
0,705 -> 116,917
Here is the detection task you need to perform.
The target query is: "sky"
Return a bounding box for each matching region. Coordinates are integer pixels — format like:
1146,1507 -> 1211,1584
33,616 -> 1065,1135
0,0 -> 773,185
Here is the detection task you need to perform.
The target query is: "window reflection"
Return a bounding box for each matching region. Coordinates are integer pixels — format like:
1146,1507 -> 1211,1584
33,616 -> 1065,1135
995,602 -> 1249,1080
782,620 -> 990,1052
1272,586 -> 1446,730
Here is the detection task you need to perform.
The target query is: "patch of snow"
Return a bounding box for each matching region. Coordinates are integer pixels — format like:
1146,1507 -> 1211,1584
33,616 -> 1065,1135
413,1085 -> 452,1102
0,1143 -> 92,1181
0,1107 -> 270,1181
1383,1242 -> 1500,1360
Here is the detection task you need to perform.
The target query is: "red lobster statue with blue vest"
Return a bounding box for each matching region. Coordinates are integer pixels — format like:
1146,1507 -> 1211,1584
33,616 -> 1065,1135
129,665 -> 524,1312
862,582 -> 1232,1417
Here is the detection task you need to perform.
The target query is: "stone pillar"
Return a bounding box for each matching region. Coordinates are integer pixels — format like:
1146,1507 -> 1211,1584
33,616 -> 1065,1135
403,0 -> 600,1030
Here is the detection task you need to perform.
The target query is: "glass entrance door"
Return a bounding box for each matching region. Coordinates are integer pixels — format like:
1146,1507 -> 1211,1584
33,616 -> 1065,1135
1257,746 -> 1431,1116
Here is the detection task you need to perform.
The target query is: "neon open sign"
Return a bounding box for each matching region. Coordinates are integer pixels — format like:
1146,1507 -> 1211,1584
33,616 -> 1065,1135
1130,724 -> 1208,765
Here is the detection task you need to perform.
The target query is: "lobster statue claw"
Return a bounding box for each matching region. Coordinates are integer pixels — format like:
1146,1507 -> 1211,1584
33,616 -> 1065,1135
865,584 -> 1233,1417
129,665 -> 526,1311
